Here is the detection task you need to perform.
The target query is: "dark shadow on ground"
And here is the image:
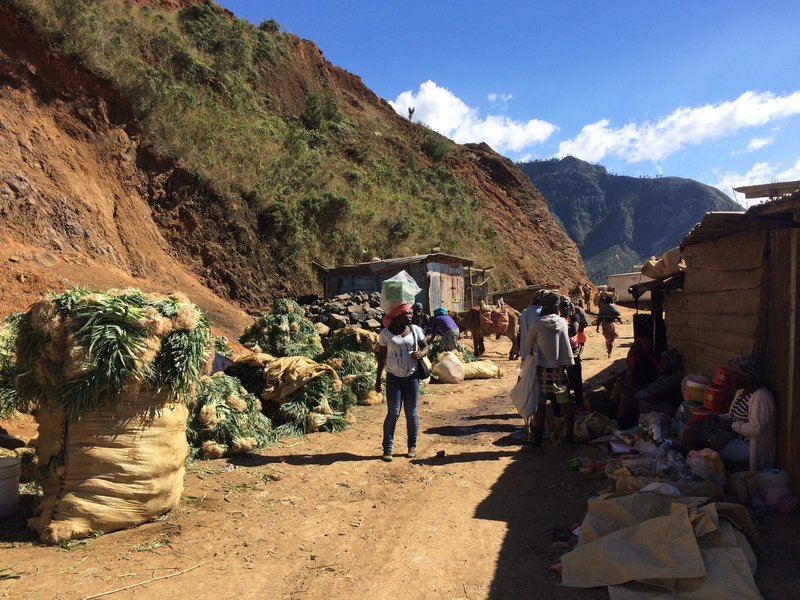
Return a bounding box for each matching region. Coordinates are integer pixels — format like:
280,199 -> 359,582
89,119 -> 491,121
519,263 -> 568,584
424,423 -> 519,437
229,452 -> 378,467
461,413 -> 520,421
0,491 -> 42,544
584,357 -> 627,389
753,511 -> 800,599
410,450 -> 517,466
474,447 -> 609,600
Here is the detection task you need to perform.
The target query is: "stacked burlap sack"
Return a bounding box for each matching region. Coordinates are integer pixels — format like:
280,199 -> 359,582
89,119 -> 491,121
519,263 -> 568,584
14,288 -> 212,543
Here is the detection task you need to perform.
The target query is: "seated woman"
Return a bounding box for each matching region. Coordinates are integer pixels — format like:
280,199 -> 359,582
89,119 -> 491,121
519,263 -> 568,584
428,308 -> 460,351
637,348 -> 683,416
716,357 -> 776,471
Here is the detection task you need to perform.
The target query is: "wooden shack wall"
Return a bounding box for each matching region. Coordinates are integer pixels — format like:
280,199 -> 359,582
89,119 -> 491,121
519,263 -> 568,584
764,228 -> 800,494
664,230 -> 767,376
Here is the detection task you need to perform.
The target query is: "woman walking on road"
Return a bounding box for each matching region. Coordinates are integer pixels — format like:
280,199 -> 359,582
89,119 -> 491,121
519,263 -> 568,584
597,292 -> 622,358
375,303 -> 429,461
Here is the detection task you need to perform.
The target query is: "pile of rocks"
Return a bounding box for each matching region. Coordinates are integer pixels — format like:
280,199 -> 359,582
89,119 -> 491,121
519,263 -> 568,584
303,292 -> 385,334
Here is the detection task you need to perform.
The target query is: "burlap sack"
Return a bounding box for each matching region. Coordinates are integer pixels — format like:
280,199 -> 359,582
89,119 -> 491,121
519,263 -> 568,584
432,351 -> 465,384
236,353 -> 341,404
29,391 -> 188,544
332,326 -> 381,353
462,360 -> 501,380
479,305 -> 509,336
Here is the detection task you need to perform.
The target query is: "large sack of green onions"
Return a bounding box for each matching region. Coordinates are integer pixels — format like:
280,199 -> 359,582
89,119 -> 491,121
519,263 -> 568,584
228,352 -> 340,404
226,352 -> 349,436
239,298 -> 323,358
320,326 -> 382,405
16,288 -> 212,544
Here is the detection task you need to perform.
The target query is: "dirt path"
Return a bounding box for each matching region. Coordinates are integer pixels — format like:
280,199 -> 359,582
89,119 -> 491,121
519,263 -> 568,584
2,308 -> 796,599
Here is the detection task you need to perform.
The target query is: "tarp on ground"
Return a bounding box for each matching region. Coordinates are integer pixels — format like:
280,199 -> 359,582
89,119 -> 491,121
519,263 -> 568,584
560,491 -> 762,599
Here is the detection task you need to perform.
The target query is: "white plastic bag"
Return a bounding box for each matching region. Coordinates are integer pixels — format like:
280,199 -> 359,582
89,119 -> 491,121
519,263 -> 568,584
380,271 -> 422,313
510,356 -> 538,420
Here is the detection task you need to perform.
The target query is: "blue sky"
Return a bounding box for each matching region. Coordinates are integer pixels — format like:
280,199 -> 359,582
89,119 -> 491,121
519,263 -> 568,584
220,1 -> 800,207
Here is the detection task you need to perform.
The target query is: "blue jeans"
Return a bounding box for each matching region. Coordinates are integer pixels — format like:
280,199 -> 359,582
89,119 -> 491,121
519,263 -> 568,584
383,373 -> 420,452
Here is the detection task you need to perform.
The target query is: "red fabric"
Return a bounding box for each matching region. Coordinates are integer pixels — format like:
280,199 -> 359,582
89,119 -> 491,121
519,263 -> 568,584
382,302 -> 412,327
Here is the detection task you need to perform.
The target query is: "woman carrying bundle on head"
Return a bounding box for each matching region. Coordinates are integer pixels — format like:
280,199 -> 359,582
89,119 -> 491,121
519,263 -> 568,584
375,303 -> 429,462
596,292 -> 622,358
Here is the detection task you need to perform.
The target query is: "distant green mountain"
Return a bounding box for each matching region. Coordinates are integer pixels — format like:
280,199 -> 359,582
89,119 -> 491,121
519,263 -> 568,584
518,156 -> 743,283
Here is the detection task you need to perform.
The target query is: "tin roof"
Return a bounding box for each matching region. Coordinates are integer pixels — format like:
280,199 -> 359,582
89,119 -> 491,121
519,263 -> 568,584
315,252 -> 475,275
680,211 -> 799,249
733,180 -> 800,199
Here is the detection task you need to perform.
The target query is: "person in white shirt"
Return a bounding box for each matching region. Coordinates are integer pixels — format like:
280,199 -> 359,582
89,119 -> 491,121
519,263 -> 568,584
375,303 -> 429,461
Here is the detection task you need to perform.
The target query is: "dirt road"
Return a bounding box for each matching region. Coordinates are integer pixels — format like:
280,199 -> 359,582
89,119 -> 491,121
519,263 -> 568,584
1,309 -> 796,599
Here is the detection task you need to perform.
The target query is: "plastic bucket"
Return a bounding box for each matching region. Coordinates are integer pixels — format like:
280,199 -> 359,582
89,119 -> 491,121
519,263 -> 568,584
712,366 -> 731,388
688,406 -> 719,424
0,456 -> 21,518
703,385 -> 727,412
682,375 -> 710,402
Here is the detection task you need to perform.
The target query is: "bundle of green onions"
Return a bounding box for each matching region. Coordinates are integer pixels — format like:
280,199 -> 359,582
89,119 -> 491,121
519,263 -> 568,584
270,372 -> 348,437
427,338 -> 477,365
239,298 -> 322,359
213,335 -> 233,358
321,348 -> 378,406
186,373 -> 273,459
0,312 -> 22,418
14,287 -> 213,418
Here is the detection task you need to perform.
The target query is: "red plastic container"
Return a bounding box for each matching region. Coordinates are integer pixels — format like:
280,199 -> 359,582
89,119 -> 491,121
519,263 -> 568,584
703,384 -> 727,412
712,366 -> 731,387
688,406 -> 719,424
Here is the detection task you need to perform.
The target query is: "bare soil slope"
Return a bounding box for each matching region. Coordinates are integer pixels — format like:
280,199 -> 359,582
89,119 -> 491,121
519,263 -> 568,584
0,3 -> 588,324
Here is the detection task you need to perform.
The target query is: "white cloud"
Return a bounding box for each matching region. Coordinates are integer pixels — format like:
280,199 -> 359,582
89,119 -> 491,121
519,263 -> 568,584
389,80 -> 555,154
745,136 -> 773,151
488,92 -> 514,103
558,89 -> 800,163
714,157 -> 800,207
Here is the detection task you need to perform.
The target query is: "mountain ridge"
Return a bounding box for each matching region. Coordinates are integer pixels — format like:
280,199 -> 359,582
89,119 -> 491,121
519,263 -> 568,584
519,156 -> 742,282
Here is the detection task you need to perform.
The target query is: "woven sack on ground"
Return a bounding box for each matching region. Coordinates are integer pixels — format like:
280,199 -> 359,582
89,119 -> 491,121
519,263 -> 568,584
432,351 -> 465,384
462,360 -> 501,380
29,391 -> 188,544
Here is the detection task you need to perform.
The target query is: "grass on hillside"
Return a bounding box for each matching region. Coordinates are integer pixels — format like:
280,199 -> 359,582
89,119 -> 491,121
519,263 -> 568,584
8,0 -> 503,292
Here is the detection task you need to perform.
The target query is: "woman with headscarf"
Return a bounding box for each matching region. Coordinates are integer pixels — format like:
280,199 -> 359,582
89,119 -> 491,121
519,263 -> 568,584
375,303 -> 429,461
428,307 -> 460,351
716,357 -> 776,470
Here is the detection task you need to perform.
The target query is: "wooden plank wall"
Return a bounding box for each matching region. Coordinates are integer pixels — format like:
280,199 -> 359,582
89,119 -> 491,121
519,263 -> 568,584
664,230 -> 767,377
764,228 -> 800,493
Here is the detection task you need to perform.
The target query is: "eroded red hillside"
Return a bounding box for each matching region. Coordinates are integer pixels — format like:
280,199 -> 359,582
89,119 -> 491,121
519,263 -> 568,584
0,3 -> 588,327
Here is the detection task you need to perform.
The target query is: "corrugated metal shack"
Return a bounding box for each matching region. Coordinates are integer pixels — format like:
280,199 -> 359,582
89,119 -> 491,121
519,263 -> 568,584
635,183 -> 800,492
314,253 -> 476,313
